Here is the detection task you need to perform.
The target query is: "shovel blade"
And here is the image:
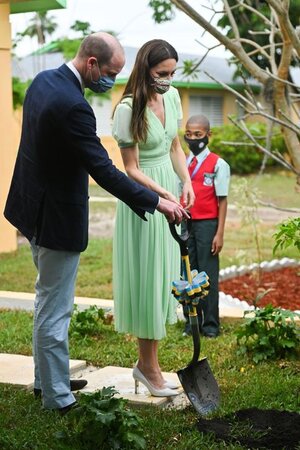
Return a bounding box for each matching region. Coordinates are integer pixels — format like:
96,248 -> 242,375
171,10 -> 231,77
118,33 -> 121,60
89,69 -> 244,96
177,357 -> 220,416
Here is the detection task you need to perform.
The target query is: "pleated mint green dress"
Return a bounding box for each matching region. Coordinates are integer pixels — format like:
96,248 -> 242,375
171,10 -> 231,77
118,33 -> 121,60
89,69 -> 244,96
112,87 -> 182,340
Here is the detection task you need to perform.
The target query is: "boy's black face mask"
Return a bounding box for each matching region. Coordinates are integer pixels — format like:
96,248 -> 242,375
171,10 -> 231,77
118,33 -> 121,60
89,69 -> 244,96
184,135 -> 209,156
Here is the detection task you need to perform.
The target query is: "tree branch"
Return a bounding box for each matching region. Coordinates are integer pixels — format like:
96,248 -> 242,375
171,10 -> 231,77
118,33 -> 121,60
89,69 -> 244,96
266,0 -> 300,58
239,38 -> 271,60
257,200 -> 300,214
223,0 -> 240,40
170,0 -> 269,84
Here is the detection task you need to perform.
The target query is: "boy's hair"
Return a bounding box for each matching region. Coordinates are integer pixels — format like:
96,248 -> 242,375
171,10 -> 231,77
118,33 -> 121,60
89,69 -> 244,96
186,114 -> 210,132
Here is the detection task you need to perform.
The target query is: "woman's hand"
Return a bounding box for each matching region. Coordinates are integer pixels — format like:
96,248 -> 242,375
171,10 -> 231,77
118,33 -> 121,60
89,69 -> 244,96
180,181 -> 195,210
161,189 -> 180,204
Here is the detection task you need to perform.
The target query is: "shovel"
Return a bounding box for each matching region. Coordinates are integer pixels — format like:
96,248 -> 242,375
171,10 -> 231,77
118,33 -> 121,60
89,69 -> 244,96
169,219 -> 220,416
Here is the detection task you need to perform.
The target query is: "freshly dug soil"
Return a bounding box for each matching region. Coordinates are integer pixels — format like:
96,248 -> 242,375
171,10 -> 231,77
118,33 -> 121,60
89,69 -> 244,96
219,267 -> 300,311
197,408 -> 300,450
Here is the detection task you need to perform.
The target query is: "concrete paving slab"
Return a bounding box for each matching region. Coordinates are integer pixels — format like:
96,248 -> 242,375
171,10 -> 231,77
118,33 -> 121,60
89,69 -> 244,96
0,291 -> 113,312
0,353 -> 86,389
80,365 -> 184,407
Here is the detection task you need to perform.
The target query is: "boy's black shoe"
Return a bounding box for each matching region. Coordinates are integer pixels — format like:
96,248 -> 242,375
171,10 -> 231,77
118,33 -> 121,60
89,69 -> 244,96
182,323 -> 192,337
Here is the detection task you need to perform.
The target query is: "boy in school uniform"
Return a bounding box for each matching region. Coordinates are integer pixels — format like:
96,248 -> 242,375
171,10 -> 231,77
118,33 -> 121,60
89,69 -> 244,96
182,114 -> 230,337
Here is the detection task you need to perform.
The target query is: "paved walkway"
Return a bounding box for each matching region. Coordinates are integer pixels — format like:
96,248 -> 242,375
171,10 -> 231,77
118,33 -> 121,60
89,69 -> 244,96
0,291 -> 184,407
0,290 -> 246,318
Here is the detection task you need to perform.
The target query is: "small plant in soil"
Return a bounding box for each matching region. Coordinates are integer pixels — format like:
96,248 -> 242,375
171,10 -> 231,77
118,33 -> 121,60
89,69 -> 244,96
231,179 -> 263,287
55,387 -> 146,450
235,304 -> 300,363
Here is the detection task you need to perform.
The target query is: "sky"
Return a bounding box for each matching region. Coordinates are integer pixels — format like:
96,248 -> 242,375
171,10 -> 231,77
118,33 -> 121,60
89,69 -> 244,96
9,0 -> 226,58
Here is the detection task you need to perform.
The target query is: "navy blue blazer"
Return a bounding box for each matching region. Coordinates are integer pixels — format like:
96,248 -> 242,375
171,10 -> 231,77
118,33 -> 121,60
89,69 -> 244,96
4,64 -> 158,251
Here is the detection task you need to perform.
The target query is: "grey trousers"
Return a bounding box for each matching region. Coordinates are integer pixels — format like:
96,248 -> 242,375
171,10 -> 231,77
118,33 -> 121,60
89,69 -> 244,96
30,239 -> 80,409
183,219 -> 220,335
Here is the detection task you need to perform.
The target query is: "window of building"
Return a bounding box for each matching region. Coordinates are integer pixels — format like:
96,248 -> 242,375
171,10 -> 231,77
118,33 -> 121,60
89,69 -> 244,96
189,95 -> 224,126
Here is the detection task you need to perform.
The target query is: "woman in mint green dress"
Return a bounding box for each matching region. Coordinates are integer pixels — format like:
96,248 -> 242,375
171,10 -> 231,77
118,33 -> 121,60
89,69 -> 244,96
112,40 -> 194,397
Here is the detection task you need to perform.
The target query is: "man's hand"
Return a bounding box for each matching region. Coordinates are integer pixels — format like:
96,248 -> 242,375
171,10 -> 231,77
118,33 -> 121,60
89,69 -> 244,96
156,197 -> 189,224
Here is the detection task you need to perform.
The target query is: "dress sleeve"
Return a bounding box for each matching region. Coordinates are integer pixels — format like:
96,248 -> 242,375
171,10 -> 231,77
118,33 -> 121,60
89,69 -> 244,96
112,102 -> 135,148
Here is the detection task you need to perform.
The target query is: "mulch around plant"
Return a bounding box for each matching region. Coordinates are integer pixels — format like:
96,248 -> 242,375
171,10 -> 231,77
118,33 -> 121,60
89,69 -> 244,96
197,408 -> 300,449
219,267 -> 300,310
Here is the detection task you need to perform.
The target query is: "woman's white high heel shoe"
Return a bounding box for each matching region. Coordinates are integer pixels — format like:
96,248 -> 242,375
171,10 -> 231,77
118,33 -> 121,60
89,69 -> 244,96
133,367 -> 179,397
163,380 -> 180,390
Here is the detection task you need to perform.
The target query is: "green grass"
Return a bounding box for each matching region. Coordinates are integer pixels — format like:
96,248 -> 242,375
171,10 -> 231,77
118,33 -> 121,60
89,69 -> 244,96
0,229 -> 298,299
229,170 -> 300,208
0,313 -> 299,449
221,221 -> 299,267
0,171 -> 299,298
0,239 -> 113,299
88,170 -> 300,215
89,200 -> 116,214
89,184 -> 114,198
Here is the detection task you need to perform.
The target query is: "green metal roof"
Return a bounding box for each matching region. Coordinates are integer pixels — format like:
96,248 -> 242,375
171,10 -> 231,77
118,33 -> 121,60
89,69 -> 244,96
31,41 -> 59,55
10,0 -> 66,14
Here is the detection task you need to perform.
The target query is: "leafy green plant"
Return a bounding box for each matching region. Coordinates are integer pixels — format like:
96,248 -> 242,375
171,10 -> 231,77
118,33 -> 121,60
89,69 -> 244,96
56,387 -> 146,450
210,123 -> 286,174
12,77 -> 31,109
236,304 -> 300,363
273,217 -> 300,255
69,305 -> 105,337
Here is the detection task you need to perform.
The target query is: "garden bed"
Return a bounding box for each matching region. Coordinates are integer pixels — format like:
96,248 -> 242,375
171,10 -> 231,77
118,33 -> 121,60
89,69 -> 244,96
219,258 -> 300,311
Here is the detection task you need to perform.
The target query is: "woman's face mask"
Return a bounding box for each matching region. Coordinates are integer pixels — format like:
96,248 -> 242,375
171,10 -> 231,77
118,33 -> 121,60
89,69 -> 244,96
184,135 -> 209,156
151,76 -> 172,94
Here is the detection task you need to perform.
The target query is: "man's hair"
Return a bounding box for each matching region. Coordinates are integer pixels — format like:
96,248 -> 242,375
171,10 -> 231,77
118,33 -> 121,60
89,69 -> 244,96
77,34 -> 113,66
186,114 -> 210,132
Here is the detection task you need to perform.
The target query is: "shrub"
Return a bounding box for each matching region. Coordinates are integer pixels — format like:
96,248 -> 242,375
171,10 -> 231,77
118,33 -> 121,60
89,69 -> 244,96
235,304 -> 300,363
12,77 -> 31,110
210,123 -> 286,174
69,304 -> 105,337
273,217 -> 300,255
56,387 -> 146,450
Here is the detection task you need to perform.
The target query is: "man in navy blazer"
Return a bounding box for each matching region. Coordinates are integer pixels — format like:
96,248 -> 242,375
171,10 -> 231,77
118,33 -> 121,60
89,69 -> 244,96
4,32 -> 186,414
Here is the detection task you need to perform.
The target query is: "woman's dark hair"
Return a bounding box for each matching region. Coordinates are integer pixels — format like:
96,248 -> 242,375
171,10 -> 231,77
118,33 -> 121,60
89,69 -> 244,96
120,39 -> 178,143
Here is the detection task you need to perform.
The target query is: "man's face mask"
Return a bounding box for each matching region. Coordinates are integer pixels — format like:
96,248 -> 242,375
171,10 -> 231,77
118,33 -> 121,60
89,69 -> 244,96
89,61 -> 115,93
151,76 -> 172,94
184,134 -> 209,156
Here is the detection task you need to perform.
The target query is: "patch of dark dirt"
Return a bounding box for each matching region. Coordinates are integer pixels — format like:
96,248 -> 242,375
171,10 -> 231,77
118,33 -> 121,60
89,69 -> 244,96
197,408 -> 300,449
219,267 -> 300,310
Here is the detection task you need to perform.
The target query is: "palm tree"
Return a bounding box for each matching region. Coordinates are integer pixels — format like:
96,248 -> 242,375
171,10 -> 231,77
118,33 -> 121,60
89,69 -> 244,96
16,11 -> 58,47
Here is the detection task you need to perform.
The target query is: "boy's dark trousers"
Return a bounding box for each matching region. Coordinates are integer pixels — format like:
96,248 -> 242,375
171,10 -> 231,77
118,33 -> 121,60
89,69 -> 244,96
183,219 -> 220,337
